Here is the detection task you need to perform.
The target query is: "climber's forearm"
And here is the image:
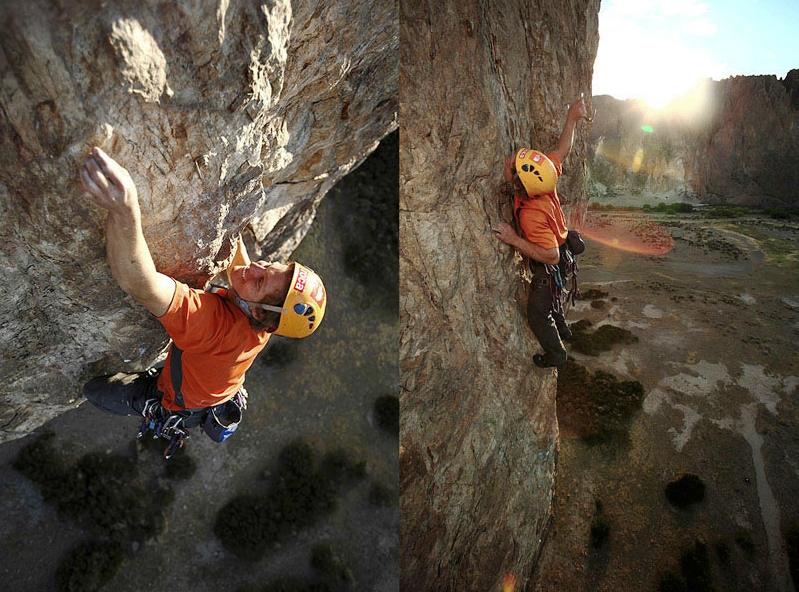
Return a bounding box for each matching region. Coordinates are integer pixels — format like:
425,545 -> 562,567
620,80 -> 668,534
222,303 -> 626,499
506,232 -> 560,265
81,147 -> 175,317
554,117 -> 577,162
553,99 -> 587,162
104,210 -> 175,317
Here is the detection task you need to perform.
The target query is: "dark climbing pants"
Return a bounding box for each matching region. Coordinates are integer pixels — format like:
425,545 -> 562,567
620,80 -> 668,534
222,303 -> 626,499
526,265 -> 569,367
83,370 -> 162,416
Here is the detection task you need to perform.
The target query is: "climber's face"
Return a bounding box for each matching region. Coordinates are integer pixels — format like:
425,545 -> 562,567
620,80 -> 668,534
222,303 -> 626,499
229,261 -> 293,310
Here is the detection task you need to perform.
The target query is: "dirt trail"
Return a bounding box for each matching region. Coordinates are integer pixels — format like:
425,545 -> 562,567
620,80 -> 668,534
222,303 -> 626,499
532,210 -> 799,591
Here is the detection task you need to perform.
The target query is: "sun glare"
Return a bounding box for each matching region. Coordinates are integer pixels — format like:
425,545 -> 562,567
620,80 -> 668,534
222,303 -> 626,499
593,0 -> 722,110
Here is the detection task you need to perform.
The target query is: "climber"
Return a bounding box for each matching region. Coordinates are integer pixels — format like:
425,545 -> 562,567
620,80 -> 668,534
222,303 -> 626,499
491,98 -> 588,368
79,147 -> 327,457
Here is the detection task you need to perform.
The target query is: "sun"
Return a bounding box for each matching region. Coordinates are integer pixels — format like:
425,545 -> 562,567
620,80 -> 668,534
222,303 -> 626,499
593,1 -> 720,110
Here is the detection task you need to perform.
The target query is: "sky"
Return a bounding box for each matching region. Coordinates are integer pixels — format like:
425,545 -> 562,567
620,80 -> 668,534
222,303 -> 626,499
592,0 -> 799,108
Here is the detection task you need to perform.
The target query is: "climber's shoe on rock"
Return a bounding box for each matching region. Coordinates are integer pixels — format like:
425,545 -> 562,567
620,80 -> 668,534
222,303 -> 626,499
533,354 -> 566,369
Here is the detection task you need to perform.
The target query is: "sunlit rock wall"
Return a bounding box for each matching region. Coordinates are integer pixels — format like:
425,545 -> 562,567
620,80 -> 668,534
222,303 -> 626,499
0,0 -> 397,440
588,71 -> 799,207
399,0 -> 599,589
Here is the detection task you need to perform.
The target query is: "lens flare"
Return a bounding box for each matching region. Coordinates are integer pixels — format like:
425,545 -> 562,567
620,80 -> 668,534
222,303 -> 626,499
581,211 -> 674,256
502,572 -> 518,592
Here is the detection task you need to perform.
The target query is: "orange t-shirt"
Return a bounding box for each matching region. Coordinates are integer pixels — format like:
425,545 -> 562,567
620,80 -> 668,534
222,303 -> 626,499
156,282 -> 270,410
513,152 -> 568,250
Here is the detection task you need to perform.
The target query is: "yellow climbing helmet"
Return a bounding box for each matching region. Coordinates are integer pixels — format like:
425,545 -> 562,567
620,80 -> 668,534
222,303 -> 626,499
272,263 -> 327,338
515,148 -> 559,196
225,237 -> 326,338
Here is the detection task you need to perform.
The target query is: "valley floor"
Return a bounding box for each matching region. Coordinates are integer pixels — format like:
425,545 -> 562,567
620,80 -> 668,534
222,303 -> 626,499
531,209 -> 799,591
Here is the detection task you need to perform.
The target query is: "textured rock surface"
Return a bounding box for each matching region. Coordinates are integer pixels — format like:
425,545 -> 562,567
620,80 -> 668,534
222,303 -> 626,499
0,0 -> 397,441
589,71 -> 799,206
399,0 -> 599,589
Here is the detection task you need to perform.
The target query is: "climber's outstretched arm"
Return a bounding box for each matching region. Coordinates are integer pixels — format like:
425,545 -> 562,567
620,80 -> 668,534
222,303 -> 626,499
491,221 -> 560,265
80,147 -> 175,317
552,98 -> 587,163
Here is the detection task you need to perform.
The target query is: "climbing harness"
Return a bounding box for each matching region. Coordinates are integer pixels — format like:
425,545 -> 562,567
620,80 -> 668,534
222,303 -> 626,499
136,389 -> 248,459
134,338 -> 250,459
509,187 -> 584,318
557,229 -> 585,315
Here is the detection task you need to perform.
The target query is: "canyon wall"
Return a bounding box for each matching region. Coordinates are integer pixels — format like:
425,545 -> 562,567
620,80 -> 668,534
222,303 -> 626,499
0,0 -> 397,440
399,0 -> 599,589
589,70 -> 799,207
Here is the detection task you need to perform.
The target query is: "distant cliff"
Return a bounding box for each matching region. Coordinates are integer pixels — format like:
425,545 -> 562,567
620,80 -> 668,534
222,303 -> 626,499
588,70 -> 799,207
400,0 -> 599,589
0,0 -> 397,441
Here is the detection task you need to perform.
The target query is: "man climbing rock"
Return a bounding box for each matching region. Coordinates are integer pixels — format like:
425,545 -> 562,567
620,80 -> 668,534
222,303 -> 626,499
80,147 -> 327,456
492,99 -> 587,368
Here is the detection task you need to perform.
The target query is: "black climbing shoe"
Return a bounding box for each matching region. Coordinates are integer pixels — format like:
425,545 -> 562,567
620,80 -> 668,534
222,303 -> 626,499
533,354 -> 564,368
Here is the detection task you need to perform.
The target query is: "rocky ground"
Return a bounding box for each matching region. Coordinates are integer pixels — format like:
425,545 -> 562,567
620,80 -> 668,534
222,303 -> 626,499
530,208 -> 799,591
0,135 -> 399,592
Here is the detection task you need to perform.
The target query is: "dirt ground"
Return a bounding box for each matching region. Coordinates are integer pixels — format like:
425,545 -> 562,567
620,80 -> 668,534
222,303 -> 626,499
530,208 -> 799,591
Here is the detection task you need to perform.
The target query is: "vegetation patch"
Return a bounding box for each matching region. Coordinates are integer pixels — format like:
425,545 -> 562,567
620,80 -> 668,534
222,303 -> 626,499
642,202 -> 694,214
569,320 -> 638,357
164,453 -> 197,480
589,499 -> 611,549
260,338 -> 300,366
786,524 -> 799,589
580,288 -> 609,300
373,394 -> 399,434
705,205 -> 751,218
725,223 -> 799,269
55,540 -> 124,592
13,432 -> 172,542
659,540 -> 715,592
13,433 -> 179,590
243,578 -> 333,592
311,540 -> 355,587
214,440 -> 366,561
556,360 -> 645,445
665,473 -> 706,509
368,481 -> 396,507
331,130 -> 398,309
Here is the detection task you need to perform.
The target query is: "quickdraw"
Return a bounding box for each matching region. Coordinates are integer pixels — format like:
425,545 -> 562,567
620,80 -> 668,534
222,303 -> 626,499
137,398 -> 190,460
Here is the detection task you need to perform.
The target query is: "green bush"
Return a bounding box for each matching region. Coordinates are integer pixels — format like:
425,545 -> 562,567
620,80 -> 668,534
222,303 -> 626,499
556,360 -> 645,445
786,525 -> 799,588
164,453 -> 197,480
368,481 -> 396,507
665,473 -> 705,509
374,395 -> 399,434
333,131 -> 398,306
569,320 -> 638,357
311,541 -> 355,586
590,515 -> 611,549
13,433 -> 171,542
214,440 -> 366,561
55,540 -> 123,592
679,540 -> 714,591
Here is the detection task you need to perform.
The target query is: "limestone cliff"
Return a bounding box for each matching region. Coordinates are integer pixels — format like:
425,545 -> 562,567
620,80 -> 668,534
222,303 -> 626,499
399,0 -> 599,589
588,71 -> 799,207
0,0 -> 397,440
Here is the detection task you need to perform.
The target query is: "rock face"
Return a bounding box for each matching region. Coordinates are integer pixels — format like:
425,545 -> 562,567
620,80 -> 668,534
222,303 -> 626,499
0,0 -> 397,440
399,0 -> 599,589
588,71 -> 799,206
